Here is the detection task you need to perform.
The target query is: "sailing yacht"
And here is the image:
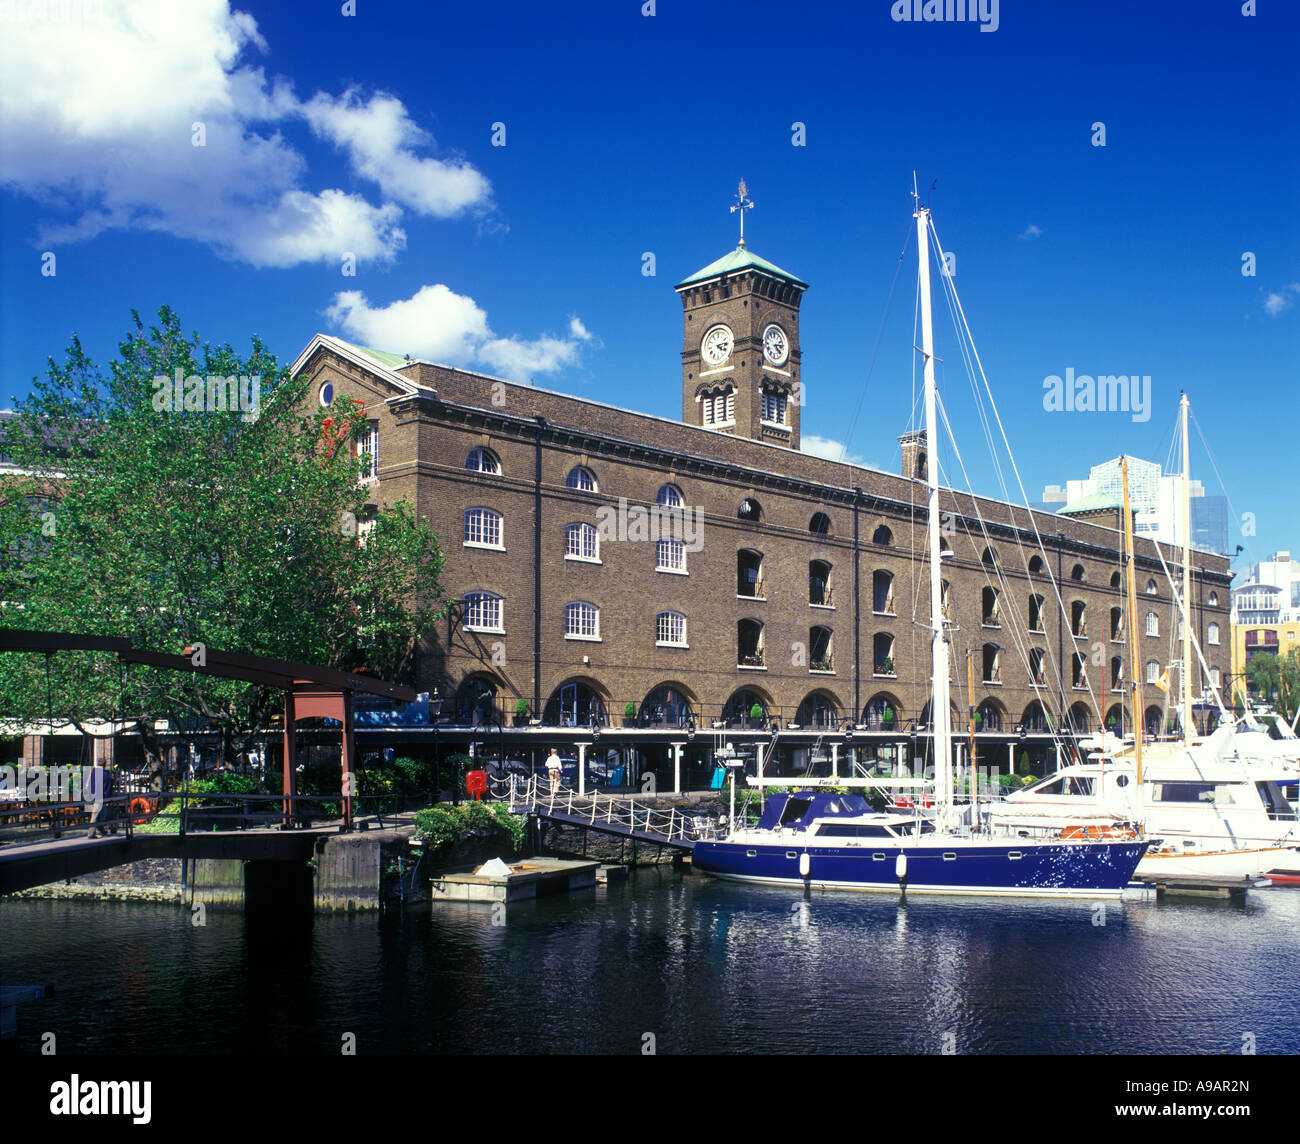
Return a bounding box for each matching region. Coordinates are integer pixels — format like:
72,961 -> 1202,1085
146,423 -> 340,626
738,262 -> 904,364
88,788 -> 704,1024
986,400 -> 1300,880
691,195 -> 1148,898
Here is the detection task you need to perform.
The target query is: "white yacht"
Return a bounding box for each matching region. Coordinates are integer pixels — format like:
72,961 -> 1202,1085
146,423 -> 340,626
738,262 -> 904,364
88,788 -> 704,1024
989,725 -> 1299,880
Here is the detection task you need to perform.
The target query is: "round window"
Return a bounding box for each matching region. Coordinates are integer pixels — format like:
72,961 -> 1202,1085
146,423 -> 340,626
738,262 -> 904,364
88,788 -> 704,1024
1115,774 -> 1130,788
319,382 -> 334,406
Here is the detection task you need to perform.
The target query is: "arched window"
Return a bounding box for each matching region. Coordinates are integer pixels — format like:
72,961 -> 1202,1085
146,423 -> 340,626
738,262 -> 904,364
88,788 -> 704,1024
738,497 -> 763,522
873,633 -> 895,676
566,522 -> 599,561
738,619 -> 764,667
464,592 -> 503,632
1028,594 -> 1045,633
565,465 -> 596,492
1145,578 -> 1158,595
809,512 -> 832,536
1071,652 -> 1086,688
656,611 -> 687,647
1029,648 -> 1046,685
464,507 -> 503,549
657,537 -> 686,572
982,586 -> 1001,627
657,484 -> 683,507
1207,622 -> 1220,645
1071,563 -> 1086,581
1145,659 -> 1160,684
981,546 -> 999,567
738,550 -> 763,598
466,447 -> 500,474
809,560 -> 832,607
872,524 -> 893,546
1111,607 -> 1123,640
1145,611 -> 1159,637
701,387 -> 735,426
1110,570 -> 1121,588
809,626 -> 833,672
982,644 -> 1001,684
565,601 -> 600,640
1028,554 -> 1045,574
1071,600 -> 1086,638
873,570 -> 895,614
1208,591 -> 1219,607
1111,657 -> 1123,689
975,701 -> 1003,731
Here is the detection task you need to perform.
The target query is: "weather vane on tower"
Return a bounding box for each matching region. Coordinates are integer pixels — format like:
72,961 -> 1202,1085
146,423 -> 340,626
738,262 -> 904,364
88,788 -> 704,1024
730,179 -> 754,248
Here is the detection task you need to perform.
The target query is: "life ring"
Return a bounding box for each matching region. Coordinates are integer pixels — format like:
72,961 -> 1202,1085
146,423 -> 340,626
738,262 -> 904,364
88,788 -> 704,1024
130,797 -> 152,824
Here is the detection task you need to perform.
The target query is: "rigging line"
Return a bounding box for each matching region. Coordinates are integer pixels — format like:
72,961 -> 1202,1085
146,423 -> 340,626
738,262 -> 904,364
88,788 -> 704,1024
934,391 -> 1098,736
1149,533 -> 1230,721
924,215 -> 1097,728
924,221 -> 1077,722
1190,408 -> 1254,566
838,221 -> 914,466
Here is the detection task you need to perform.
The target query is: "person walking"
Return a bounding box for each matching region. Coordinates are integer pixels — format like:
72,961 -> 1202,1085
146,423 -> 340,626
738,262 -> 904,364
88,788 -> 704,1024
545,748 -> 563,793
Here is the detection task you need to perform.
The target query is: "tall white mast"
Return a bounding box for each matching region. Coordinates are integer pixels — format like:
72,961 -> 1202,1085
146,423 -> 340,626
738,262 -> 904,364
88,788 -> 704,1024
1181,393 -> 1194,747
915,198 -> 953,828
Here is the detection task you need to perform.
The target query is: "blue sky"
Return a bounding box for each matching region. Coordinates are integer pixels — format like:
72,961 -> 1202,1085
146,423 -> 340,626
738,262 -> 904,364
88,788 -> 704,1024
1,0 -> 1295,567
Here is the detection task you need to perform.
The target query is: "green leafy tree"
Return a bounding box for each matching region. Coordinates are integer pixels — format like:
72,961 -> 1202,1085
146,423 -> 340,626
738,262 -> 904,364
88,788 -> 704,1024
1245,651 -> 1300,724
0,307 -> 446,771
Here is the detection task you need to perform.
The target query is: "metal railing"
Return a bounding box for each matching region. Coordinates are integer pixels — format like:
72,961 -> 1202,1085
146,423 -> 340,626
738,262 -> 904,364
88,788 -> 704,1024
490,774 -> 720,845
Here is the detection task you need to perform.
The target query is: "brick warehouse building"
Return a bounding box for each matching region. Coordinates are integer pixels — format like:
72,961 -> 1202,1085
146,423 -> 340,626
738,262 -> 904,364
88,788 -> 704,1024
288,241 -> 1232,787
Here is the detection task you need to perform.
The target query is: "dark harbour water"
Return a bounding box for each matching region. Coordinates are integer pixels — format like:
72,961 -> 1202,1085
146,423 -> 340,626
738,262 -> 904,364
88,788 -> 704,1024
3,869 -> 1298,1057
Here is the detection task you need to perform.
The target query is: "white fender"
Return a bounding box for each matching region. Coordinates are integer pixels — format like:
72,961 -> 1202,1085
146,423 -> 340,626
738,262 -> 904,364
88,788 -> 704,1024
798,852 -> 811,878
895,853 -> 908,881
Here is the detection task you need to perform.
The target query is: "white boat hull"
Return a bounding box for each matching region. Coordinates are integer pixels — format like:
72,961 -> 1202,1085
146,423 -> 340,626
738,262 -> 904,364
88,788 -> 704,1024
1136,845 -> 1299,881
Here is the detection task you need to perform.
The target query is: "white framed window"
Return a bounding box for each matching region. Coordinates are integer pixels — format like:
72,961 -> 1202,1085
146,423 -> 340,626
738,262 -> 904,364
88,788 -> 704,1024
465,592 -> 503,633
1208,591 -> 1219,607
566,466 -> 596,492
565,522 -> 599,561
656,611 -> 687,647
1145,579 -> 1158,596
466,447 -> 500,474
357,423 -> 378,481
1210,667 -> 1221,686
656,537 -> 686,573
356,517 -> 376,547
1207,622 -> 1220,645
1145,612 -> 1159,637
761,391 -> 787,425
1146,659 -> 1160,683
464,508 -> 503,549
657,484 -> 683,508
565,601 -> 600,640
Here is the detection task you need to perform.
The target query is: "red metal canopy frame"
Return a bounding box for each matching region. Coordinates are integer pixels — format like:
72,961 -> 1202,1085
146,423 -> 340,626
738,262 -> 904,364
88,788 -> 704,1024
0,629 -> 416,832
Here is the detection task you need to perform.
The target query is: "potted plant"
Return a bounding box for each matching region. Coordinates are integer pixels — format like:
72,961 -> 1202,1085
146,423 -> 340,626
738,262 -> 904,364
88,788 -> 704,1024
973,710 -> 983,729
882,705 -> 894,727
513,698 -> 530,726
749,702 -> 764,727
623,701 -> 637,727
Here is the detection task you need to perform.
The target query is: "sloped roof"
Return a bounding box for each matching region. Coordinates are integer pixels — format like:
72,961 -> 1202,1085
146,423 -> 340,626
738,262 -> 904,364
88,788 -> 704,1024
675,245 -> 807,289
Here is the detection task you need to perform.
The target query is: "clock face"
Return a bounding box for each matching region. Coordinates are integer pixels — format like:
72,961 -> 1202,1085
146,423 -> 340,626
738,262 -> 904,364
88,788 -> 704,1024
763,324 -> 789,366
701,325 -> 733,366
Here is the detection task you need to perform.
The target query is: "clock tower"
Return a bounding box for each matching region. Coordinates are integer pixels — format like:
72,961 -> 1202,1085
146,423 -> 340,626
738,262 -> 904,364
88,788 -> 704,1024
674,186 -> 808,449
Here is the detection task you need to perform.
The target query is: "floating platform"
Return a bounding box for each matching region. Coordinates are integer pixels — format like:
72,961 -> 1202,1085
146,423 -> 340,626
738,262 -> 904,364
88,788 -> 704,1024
1133,875 -> 1271,900
430,858 -> 598,902
596,864 -> 628,884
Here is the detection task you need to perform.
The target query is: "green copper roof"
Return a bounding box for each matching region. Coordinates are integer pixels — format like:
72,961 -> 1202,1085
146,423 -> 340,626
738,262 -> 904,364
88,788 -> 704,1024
675,245 -> 807,290
346,341 -> 409,369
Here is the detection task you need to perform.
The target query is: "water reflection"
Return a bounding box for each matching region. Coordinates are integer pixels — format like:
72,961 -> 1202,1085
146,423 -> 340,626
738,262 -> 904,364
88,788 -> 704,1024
2,872 -> 1298,1055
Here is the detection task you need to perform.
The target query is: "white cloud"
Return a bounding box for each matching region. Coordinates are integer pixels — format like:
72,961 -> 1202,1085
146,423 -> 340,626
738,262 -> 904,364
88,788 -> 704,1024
801,435 -> 868,467
325,285 -> 594,381
0,0 -> 492,267
1263,283 -> 1300,317
1018,224 -> 1043,241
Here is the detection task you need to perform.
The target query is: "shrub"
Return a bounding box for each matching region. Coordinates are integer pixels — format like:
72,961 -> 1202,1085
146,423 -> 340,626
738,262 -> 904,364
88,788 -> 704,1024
624,701 -> 636,718
515,698 -> 530,718
749,703 -> 764,721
